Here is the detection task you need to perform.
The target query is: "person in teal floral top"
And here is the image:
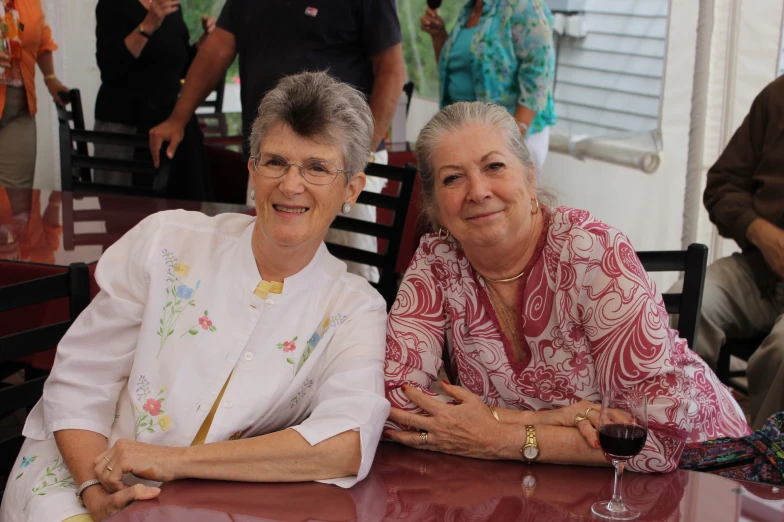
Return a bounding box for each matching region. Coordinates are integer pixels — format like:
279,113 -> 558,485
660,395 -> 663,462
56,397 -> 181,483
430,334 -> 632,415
421,0 -> 556,174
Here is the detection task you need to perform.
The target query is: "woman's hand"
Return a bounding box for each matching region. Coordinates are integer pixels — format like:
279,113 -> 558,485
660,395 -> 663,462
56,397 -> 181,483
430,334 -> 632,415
143,0 -> 181,32
44,76 -> 70,107
196,14 -> 216,47
535,400 -> 601,448
0,52 -> 10,68
420,8 -> 447,40
94,439 -> 185,493
81,482 -> 160,522
383,381 -> 509,459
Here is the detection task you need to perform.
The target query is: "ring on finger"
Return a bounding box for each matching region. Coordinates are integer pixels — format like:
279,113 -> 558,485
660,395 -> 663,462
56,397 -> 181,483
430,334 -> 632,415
103,456 -> 111,464
585,407 -> 597,419
106,465 -> 114,472
574,413 -> 588,426
419,429 -> 428,445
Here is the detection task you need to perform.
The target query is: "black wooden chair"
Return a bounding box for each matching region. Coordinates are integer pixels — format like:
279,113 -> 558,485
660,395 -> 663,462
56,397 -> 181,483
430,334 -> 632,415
325,163 -> 416,309
636,243 -> 709,350
58,125 -> 172,197
716,336 -> 763,394
0,262 -> 92,478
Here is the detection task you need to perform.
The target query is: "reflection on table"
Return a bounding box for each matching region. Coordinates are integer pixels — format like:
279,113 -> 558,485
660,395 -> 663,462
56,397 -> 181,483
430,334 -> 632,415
0,187 -> 251,267
109,443 -> 784,522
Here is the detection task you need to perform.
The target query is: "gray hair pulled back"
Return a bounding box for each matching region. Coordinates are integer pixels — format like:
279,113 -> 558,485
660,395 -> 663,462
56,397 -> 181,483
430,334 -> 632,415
249,71 -> 374,182
415,101 -> 537,229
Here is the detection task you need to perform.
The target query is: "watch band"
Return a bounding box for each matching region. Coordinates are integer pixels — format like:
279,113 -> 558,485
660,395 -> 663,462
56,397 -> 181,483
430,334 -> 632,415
521,424 -> 539,462
138,24 -> 152,39
75,478 -> 102,506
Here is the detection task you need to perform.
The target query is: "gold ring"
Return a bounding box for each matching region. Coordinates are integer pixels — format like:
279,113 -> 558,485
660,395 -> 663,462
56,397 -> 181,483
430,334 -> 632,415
586,407 -> 597,419
419,430 -> 428,445
106,465 -> 113,472
103,456 -> 111,463
488,405 -> 500,422
574,414 -> 588,426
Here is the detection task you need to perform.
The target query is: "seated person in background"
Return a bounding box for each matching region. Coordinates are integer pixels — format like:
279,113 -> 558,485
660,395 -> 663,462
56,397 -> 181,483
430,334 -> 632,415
92,0 -> 214,199
0,187 -> 61,263
0,72 -> 390,522
383,101 -> 751,474
673,76 -> 784,430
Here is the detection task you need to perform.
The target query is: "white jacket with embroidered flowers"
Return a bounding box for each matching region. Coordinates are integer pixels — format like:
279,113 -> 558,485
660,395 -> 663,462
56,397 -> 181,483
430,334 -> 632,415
0,210 -> 389,522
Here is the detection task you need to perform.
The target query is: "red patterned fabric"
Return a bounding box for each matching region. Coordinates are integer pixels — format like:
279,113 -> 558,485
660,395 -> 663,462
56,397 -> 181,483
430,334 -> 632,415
385,206 -> 751,472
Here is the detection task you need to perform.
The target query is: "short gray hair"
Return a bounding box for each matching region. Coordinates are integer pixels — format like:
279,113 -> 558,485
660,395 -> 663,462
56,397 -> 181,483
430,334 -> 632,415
249,71 -> 374,182
416,102 -> 546,230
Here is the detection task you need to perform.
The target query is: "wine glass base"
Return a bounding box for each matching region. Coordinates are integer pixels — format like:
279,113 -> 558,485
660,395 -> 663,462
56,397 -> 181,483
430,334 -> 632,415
591,500 -> 641,520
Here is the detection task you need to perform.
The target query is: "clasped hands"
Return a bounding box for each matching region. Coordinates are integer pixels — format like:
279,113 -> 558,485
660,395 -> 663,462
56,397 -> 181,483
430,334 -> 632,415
383,381 -> 608,457
81,440 -> 184,521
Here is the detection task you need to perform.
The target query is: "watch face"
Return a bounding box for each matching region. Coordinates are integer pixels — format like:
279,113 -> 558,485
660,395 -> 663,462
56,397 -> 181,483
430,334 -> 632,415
523,475 -> 537,488
523,445 -> 539,460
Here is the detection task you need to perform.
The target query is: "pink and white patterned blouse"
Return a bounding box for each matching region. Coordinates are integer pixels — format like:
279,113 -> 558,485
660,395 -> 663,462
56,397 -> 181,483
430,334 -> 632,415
385,206 -> 750,473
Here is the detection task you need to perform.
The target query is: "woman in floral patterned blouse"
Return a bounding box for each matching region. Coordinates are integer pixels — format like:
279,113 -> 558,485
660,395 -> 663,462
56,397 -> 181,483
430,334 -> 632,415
1,72 -> 390,522
421,0 -> 556,174
383,101 -> 751,473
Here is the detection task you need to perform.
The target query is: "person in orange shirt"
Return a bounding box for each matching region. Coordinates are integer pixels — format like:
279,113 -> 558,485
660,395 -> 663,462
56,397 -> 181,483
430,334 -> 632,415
0,0 -> 68,188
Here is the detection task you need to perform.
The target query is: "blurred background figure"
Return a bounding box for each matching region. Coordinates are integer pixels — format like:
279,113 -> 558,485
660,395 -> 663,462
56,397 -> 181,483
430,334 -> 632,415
149,0 -> 407,281
420,0 -> 556,175
0,187 -> 61,263
0,0 -> 67,188
93,0 -> 214,199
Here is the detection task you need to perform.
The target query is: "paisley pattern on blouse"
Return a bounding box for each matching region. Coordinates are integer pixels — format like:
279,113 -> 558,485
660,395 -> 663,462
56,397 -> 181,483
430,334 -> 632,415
385,207 -> 750,473
439,0 -> 557,135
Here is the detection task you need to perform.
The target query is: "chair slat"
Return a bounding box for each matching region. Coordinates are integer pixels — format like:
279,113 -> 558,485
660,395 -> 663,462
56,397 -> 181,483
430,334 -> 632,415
365,162 -> 415,182
70,129 -> 149,147
0,273 -> 70,313
635,251 -> 688,272
325,243 -> 387,268
0,323 -> 71,363
330,216 -> 393,239
356,192 -> 400,210
72,155 -> 157,175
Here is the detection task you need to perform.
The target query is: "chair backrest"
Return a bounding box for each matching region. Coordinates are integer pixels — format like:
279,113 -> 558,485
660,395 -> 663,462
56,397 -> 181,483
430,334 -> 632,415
56,89 -> 91,181
324,163 -> 417,309
0,261 -> 92,474
636,243 -> 709,349
58,124 -> 172,198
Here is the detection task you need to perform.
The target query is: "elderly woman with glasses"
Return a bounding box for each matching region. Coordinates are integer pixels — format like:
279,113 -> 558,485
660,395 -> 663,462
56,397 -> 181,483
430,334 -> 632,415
383,101 -> 750,474
0,72 -> 389,522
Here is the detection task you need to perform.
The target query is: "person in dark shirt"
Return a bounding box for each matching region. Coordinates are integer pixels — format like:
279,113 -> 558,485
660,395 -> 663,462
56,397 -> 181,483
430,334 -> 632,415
148,0 -> 406,280
93,0 -> 215,199
677,76 -> 784,429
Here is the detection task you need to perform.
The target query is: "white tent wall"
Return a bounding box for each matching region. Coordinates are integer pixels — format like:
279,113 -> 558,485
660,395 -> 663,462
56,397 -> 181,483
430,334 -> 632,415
35,0 -> 100,190
543,0 -> 697,289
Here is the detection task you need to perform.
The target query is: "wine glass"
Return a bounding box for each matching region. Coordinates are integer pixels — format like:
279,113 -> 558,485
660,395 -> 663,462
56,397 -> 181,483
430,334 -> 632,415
591,389 -> 648,520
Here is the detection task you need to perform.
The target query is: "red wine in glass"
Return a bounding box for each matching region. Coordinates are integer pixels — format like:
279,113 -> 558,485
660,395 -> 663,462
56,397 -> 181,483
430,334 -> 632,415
427,0 -> 442,9
598,424 -> 647,459
591,390 -> 648,521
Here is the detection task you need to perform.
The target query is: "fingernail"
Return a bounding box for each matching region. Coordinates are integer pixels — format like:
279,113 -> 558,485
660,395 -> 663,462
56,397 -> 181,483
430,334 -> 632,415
150,487 -> 161,493
594,441 -> 600,448
441,379 -> 449,386
382,430 -> 391,438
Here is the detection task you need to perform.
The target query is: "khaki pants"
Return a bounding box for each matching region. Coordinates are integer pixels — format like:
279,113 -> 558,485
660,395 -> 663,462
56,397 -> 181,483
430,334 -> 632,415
0,86 -> 36,188
670,253 -> 784,429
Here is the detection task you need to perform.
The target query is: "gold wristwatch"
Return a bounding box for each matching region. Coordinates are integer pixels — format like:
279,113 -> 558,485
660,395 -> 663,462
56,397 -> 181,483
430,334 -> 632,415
521,425 -> 539,462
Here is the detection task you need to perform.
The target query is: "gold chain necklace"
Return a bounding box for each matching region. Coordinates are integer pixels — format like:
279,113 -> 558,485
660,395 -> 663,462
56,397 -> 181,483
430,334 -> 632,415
482,269 -> 526,284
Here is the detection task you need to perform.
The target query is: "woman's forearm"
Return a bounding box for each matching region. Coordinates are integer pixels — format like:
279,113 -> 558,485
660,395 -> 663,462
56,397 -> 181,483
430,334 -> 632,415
124,30 -> 150,59
513,104 -> 537,138
495,422 -> 609,466
54,429 -> 109,486
174,429 -> 362,482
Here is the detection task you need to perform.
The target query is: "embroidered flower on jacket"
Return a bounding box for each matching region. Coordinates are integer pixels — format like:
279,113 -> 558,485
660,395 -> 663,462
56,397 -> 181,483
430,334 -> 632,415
143,398 -> 162,416
173,262 -> 190,277
19,456 -> 36,469
158,414 -> 172,431
277,336 -> 299,365
175,285 -> 194,300
198,316 -> 212,329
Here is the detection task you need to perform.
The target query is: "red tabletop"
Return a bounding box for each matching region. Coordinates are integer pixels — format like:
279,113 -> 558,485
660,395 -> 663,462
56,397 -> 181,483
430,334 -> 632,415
107,443 -> 784,522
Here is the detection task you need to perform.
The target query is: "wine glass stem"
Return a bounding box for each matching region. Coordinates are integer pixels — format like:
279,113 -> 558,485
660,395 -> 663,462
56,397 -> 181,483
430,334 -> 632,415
611,459 -> 626,511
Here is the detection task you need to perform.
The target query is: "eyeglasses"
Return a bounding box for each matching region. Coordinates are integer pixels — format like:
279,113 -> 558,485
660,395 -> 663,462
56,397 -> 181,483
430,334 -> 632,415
251,152 -> 346,186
